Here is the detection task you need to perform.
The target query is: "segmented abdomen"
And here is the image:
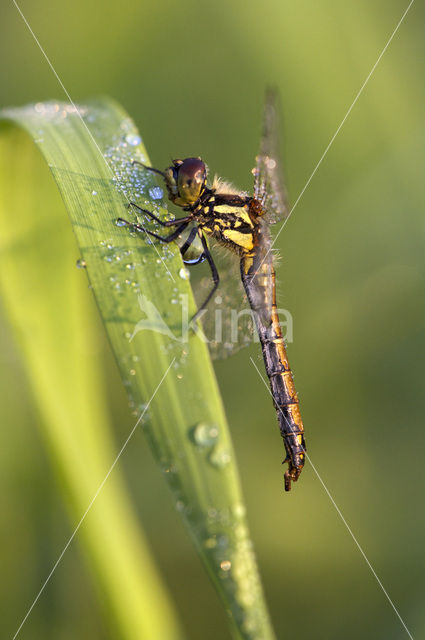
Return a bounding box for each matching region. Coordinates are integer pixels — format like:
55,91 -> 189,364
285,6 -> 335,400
240,252 -> 305,491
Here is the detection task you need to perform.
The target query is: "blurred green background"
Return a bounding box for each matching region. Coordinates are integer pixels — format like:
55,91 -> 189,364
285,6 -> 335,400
0,1 -> 424,638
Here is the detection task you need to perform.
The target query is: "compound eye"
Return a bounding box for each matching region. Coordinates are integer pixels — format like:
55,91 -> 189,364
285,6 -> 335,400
177,157 -> 207,204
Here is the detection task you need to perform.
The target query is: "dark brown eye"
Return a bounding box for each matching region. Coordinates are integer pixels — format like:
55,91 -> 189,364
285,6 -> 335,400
178,158 -> 206,183
176,157 -> 207,204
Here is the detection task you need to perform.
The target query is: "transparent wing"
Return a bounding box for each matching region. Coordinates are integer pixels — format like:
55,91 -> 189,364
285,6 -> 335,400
186,240 -> 257,360
253,88 -> 290,223
128,216 -> 256,361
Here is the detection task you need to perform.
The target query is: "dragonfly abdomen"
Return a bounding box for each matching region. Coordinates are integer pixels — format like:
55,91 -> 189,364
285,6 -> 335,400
241,254 -> 305,491
261,315 -> 305,491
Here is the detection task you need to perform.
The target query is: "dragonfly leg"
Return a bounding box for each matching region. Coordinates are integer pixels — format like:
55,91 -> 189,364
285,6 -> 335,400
180,226 -> 198,256
116,217 -> 189,243
127,202 -> 193,228
179,227 -> 206,265
183,253 -> 205,265
190,231 -> 219,324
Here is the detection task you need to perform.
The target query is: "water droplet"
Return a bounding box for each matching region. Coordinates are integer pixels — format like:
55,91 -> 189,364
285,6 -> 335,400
129,369 -> 136,376
92,190 -> 98,196
204,537 -> 217,549
209,448 -> 231,469
136,402 -> 148,416
125,263 -> 135,270
179,266 -> 190,280
149,186 -> 163,200
125,133 -> 142,146
76,258 -> 86,269
220,560 -> 231,572
193,422 -> 219,447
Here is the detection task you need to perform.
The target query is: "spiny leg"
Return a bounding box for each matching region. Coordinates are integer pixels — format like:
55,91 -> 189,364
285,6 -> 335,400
180,227 -> 206,265
127,202 -> 193,228
180,226 -> 198,255
116,218 -> 189,243
183,253 -> 206,266
119,216 -> 203,259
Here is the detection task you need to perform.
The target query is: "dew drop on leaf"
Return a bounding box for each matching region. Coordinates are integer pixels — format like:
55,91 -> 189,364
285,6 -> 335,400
125,133 -> 141,146
209,448 -> 231,469
204,537 -> 217,549
220,560 -> 231,572
193,422 -> 219,447
179,266 -> 190,280
149,186 -> 163,200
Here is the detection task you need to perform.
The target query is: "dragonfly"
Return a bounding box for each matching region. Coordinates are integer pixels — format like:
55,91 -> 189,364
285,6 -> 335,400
117,90 -> 306,491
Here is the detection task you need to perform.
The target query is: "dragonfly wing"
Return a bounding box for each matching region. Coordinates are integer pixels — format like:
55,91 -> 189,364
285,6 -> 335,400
188,241 -> 256,360
253,88 -> 290,223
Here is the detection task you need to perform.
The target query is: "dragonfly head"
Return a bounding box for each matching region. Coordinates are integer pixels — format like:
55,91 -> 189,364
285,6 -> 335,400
165,157 -> 207,206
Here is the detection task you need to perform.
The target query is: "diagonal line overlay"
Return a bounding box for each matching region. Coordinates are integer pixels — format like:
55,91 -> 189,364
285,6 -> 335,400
249,356 -> 414,640
11,0 -> 175,281
12,358 -> 175,640
259,0 -> 415,271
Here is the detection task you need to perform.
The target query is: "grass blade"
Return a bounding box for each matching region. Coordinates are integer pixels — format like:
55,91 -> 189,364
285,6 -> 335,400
0,99 -> 276,640
0,114 -> 185,640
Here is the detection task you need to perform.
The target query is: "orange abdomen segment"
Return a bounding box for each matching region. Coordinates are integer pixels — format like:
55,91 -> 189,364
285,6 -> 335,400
240,256 -> 305,491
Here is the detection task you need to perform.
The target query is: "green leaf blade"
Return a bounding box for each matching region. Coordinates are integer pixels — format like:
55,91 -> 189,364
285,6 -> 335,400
0,99 -> 276,640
